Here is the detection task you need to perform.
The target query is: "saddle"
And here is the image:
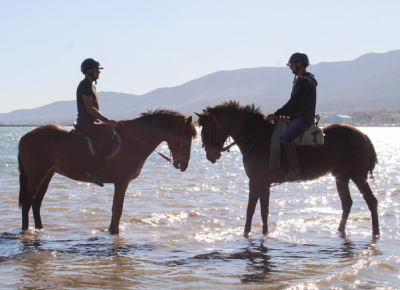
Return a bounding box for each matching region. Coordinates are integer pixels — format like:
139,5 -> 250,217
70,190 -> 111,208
269,116 -> 324,169
71,123 -> 122,160
281,117 -> 324,147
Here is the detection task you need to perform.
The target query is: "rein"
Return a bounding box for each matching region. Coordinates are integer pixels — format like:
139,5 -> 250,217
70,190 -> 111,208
205,115 -> 265,158
116,121 -> 189,163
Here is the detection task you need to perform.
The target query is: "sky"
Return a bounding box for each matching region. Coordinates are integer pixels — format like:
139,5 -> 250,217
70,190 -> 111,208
0,0 -> 399,113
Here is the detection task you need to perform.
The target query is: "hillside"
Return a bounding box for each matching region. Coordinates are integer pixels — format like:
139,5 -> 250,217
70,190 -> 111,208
1,50 -> 399,125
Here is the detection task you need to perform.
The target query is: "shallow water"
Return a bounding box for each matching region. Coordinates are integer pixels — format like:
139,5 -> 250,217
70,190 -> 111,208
0,126 -> 399,289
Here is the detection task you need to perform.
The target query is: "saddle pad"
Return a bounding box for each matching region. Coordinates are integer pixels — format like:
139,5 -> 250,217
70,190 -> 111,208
282,118 -> 324,146
71,127 -> 122,160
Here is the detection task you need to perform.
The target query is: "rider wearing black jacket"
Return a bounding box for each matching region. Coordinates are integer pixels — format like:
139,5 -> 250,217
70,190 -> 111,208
274,71 -> 317,122
267,52 -> 317,181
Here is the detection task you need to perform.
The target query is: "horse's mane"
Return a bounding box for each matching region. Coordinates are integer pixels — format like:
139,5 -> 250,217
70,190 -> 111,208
132,108 -> 197,139
205,100 -> 264,116
203,100 -> 267,128
139,108 -> 186,119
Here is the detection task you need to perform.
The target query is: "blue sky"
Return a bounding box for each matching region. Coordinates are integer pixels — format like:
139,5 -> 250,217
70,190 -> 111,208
0,0 -> 399,113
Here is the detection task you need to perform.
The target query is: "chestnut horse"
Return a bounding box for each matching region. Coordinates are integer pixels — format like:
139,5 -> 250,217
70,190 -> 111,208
18,109 -> 197,234
196,101 -> 379,236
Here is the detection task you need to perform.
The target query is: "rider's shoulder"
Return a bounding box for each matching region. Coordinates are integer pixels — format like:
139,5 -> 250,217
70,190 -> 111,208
78,78 -> 94,90
298,73 -> 317,86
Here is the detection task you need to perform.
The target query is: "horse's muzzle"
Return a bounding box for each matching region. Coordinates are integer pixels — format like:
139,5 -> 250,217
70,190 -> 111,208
205,149 -> 221,164
173,158 -> 188,172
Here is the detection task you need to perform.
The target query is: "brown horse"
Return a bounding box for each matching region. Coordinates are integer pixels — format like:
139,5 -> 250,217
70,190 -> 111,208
196,101 -> 379,236
18,109 -> 197,235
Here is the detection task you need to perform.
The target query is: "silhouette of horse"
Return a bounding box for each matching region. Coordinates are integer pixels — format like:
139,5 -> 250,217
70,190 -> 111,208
196,101 -> 379,236
18,109 -> 197,234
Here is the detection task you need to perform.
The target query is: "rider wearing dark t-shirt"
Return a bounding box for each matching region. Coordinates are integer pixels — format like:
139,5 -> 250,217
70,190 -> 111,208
76,58 -> 118,187
76,78 -> 100,124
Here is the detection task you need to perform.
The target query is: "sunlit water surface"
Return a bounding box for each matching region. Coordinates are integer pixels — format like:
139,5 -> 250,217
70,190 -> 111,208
0,126 -> 399,289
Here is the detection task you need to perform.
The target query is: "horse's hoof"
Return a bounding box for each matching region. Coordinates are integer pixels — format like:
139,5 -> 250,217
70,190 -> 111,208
337,226 -> 345,232
108,228 -> 119,235
243,231 -> 251,238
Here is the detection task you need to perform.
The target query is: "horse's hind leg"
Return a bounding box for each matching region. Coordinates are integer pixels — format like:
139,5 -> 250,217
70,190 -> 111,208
21,174 -> 47,231
333,170 -> 352,233
32,172 -> 54,229
353,178 -> 380,235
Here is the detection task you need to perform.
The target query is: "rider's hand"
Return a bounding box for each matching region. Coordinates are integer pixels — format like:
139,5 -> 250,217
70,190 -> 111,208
266,114 -> 276,123
106,119 -> 118,129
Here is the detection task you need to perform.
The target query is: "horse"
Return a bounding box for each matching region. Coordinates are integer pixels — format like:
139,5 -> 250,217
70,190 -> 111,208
18,109 -> 197,235
195,101 -> 379,236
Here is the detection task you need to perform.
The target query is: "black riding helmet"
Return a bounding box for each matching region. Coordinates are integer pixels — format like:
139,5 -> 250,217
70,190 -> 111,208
81,58 -> 104,74
286,52 -> 309,67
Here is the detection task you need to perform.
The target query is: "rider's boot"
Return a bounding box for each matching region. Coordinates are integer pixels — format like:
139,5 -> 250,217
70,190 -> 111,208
85,156 -> 104,187
283,142 -> 301,182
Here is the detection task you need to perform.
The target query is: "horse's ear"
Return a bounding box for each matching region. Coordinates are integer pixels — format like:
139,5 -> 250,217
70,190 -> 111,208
186,116 -> 193,124
203,109 -> 206,113
194,112 -> 201,117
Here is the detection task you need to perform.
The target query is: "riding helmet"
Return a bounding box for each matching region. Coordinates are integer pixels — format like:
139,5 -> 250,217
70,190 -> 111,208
81,58 -> 104,74
286,52 -> 309,66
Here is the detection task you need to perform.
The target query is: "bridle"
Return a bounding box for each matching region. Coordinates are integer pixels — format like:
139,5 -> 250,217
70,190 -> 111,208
168,125 -> 191,162
203,115 -> 243,153
202,114 -> 265,158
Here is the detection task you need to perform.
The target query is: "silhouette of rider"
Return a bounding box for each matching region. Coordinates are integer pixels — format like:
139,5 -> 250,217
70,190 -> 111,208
76,58 -> 118,187
267,52 -> 318,181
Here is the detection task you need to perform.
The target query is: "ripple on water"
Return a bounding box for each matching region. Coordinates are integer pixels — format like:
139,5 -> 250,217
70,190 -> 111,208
0,127 -> 399,288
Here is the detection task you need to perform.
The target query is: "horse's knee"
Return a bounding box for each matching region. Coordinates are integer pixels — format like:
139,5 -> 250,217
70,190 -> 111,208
363,193 -> 378,209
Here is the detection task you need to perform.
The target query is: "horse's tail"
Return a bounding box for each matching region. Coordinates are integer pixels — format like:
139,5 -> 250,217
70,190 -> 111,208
366,134 -> 378,179
18,149 -> 28,209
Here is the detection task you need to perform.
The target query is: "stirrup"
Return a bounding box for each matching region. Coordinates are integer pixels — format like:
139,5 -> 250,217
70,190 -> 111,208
284,171 -> 301,182
86,171 -> 104,187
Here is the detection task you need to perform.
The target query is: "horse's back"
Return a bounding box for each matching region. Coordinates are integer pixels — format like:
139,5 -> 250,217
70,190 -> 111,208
19,125 -> 74,171
323,123 -> 371,151
20,124 -> 71,149
322,123 -> 375,177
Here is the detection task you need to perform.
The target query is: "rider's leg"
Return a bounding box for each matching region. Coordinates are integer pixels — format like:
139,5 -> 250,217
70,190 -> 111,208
281,118 -> 313,181
77,121 -> 114,187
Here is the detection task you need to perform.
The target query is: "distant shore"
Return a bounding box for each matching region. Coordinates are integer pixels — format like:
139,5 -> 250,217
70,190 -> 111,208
0,125 -> 42,127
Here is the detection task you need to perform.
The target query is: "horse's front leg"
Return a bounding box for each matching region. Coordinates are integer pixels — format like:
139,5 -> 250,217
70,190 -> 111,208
244,179 -> 258,236
258,183 -> 271,235
109,181 -> 129,235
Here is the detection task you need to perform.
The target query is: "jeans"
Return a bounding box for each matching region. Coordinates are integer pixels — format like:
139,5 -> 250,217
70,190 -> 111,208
282,117 -> 314,143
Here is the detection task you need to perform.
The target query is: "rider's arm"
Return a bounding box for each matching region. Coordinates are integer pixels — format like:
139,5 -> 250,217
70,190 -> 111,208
82,95 -> 110,122
274,79 -> 310,117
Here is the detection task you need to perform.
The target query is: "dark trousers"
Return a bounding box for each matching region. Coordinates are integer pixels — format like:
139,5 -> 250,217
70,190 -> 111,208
77,121 -> 114,158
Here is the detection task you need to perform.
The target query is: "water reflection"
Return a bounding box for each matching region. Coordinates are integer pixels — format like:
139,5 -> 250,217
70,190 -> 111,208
240,241 -> 274,283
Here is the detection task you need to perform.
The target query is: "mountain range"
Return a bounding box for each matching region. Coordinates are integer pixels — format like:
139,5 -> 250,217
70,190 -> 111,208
1,50 -> 399,125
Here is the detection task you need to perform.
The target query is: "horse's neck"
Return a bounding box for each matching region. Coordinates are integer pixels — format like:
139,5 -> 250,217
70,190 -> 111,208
221,113 -> 272,155
123,120 -> 166,149
219,114 -> 246,139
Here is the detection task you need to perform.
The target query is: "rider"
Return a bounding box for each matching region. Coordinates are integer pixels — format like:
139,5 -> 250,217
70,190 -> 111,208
76,58 -> 118,187
266,52 -> 318,181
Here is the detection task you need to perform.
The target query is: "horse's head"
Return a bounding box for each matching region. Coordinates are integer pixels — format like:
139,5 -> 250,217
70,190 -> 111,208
167,116 -> 197,172
195,110 -> 228,164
